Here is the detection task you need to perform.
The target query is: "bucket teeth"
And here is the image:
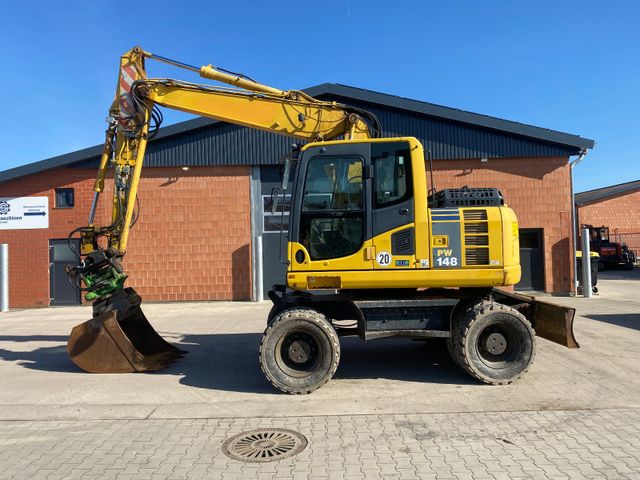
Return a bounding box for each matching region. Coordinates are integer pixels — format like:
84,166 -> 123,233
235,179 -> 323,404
67,288 -> 185,373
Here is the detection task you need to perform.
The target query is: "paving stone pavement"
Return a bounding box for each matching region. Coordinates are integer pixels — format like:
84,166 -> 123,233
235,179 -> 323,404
0,408 -> 639,480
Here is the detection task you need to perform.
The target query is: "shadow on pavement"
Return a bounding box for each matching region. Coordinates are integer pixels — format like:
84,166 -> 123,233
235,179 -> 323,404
583,314 -> 640,332
0,335 -> 80,373
166,333 -> 476,393
0,332 -> 476,392
597,269 -> 640,281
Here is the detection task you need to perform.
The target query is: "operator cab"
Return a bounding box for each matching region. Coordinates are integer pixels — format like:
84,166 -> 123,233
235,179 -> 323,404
287,138 -> 420,275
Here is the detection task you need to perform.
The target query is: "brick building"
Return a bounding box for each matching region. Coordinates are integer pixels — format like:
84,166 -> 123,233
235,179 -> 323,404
0,84 -> 594,308
576,180 -> 640,256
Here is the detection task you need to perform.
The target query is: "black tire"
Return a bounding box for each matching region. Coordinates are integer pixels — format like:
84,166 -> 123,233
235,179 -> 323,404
259,308 -> 340,394
267,304 -> 282,326
447,298 -> 480,368
450,301 -> 535,385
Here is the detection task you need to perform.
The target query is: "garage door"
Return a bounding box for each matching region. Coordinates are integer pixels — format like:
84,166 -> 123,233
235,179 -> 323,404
516,228 -> 544,292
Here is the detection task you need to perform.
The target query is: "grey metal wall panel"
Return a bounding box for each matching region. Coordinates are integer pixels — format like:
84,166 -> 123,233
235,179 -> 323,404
71,93 -> 577,170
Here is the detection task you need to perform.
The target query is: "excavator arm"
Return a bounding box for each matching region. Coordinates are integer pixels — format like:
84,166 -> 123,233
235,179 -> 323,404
71,47 -> 376,301
66,47 -> 378,373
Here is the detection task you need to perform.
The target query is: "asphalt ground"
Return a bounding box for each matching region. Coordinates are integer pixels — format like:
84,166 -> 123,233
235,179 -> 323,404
0,270 -> 638,422
1,270 -> 639,479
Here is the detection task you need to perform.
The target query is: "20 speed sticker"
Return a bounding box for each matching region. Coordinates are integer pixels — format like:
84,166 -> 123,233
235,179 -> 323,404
377,251 -> 391,266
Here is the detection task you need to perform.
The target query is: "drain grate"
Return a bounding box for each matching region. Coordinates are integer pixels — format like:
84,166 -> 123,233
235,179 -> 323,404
222,428 -> 308,462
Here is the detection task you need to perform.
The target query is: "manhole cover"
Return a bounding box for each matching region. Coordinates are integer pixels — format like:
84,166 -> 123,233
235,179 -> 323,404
222,428 -> 307,462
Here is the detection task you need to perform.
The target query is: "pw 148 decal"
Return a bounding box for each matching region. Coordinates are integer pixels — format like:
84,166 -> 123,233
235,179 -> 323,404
434,248 -> 459,267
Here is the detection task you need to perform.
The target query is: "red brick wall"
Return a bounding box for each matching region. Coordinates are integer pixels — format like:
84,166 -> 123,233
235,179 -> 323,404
0,166 -> 251,308
578,188 -> 640,254
1,156 -> 574,308
432,157 -> 573,294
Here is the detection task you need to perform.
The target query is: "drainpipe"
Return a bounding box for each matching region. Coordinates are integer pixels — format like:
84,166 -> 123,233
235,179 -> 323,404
570,149 -> 588,295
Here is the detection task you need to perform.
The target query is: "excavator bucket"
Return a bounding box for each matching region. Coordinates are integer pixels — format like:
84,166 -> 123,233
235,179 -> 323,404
492,289 -> 580,349
67,288 -> 185,373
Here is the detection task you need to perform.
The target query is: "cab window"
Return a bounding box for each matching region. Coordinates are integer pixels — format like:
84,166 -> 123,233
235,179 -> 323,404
373,145 -> 411,207
300,156 -> 364,260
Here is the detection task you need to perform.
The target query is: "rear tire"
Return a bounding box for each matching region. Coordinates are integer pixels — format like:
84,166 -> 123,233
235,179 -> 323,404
450,301 -> 535,385
447,298 -> 479,368
259,308 -> 340,394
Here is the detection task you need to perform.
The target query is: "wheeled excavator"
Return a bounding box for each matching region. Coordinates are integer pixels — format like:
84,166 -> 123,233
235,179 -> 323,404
67,47 -> 579,393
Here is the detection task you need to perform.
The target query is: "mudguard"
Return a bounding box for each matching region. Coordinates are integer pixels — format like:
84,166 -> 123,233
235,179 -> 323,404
492,289 -> 580,349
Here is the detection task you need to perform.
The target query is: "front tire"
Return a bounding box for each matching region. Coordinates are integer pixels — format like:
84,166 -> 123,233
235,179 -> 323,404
259,308 -> 340,394
450,301 -> 535,385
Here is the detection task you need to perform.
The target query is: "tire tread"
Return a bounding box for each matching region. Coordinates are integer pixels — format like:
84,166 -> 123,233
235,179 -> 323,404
450,300 -> 536,385
259,307 -> 340,394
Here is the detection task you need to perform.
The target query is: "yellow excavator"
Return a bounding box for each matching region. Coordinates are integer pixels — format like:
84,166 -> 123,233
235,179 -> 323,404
67,47 -> 578,393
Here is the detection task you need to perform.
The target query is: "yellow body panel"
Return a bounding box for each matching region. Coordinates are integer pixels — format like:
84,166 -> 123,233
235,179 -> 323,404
286,267 -> 520,290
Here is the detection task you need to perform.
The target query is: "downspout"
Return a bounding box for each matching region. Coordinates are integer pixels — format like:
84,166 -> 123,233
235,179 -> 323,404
570,149 -> 588,295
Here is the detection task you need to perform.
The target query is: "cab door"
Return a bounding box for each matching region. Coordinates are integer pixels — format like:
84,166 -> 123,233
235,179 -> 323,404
289,142 -> 373,272
370,141 -> 416,270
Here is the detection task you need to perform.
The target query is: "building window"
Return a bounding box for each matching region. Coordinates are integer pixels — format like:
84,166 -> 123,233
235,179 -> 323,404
55,188 -> 74,208
262,194 -> 291,233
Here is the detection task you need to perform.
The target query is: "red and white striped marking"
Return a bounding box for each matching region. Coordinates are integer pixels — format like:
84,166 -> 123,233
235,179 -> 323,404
120,64 -> 137,94
118,64 -> 138,121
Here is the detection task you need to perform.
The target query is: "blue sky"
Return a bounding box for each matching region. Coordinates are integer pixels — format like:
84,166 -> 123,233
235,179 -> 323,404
0,0 -> 637,192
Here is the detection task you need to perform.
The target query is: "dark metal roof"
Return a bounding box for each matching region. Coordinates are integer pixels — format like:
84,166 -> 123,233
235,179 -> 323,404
576,179 -> 640,206
308,84 -> 595,151
0,83 -> 595,184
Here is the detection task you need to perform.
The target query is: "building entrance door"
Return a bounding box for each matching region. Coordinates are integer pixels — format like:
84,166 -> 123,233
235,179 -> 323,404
49,239 -> 81,306
259,166 -> 291,298
516,228 -> 544,292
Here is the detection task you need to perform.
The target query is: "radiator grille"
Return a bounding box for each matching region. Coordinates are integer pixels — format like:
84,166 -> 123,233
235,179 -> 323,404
463,209 -> 489,265
465,222 -> 488,234
465,248 -> 489,265
463,209 -> 488,221
391,227 -> 414,255
464,235 -> 489,246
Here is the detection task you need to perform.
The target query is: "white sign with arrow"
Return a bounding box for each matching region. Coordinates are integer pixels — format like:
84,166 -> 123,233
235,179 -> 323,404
0,197 -> 49,230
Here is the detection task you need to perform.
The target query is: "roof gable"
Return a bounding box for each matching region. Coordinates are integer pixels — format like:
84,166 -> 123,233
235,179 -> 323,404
576,179 -> 640,206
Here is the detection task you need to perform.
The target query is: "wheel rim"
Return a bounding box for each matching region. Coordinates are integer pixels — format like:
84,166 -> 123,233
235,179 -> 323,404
275,330 -> 322,378
475,321 -> 523,368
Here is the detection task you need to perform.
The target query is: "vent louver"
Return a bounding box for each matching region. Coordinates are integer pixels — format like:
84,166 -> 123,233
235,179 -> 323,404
463,209 -> 488,221
463,209 -> 489,265
465,223 -> 488,234
465,235 -> 489,246
392,228 -> 414,255
465,248 -> 489,265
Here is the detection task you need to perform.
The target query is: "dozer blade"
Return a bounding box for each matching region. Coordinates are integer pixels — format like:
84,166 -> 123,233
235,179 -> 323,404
492,289 -> 580,349
67,288 -> 186,373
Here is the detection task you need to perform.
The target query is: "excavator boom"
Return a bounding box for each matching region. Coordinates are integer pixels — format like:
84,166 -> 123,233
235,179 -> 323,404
67,47 -> 376,373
